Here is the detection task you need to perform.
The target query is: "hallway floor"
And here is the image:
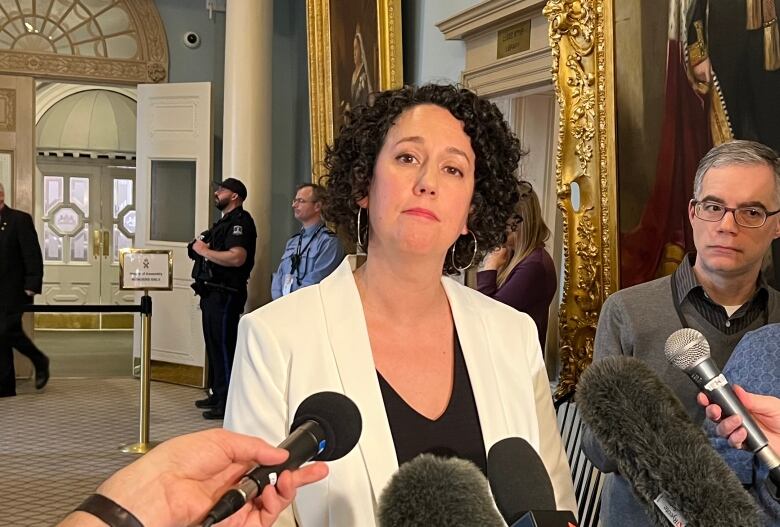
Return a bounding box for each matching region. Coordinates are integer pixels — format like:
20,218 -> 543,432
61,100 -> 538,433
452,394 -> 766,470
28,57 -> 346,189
5,331 -> 217,526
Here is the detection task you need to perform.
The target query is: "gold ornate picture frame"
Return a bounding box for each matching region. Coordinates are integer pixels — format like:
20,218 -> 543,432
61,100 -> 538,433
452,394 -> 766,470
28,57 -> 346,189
544,0 -> 619,397
306,0 -> 403,177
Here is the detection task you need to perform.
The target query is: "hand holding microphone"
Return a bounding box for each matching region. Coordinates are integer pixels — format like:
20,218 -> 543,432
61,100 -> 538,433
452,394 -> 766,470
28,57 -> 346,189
665,328 -> 780,487
698,386 -> 780,452
578,355 -> 763,526
203,391 -> 362,526
59,428 -> 328,527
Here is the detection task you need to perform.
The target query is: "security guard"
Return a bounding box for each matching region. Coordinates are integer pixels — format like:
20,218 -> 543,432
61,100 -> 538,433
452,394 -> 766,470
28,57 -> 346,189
271,183 -> 343,300
188,178 -> 256,419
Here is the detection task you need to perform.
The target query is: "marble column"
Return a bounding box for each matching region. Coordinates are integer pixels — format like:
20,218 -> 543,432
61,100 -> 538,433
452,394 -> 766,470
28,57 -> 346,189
223,0 -> 273,310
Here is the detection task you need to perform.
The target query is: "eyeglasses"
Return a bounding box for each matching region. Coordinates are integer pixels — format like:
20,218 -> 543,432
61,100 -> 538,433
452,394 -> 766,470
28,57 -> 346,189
692,200 -> 780,228
292,198 -> 317,205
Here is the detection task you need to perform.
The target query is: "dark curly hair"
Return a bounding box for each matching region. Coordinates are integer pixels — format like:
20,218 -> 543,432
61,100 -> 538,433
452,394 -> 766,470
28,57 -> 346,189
321,83 -> 523,275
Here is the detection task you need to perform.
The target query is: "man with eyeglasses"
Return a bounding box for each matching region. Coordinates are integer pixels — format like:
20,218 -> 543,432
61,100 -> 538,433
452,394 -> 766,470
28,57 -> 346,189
271,183 -> 343,300
582,140 -> 780,527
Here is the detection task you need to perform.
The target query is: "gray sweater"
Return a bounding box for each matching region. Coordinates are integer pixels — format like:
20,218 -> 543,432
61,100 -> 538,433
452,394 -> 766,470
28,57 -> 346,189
582,273 -> 780,527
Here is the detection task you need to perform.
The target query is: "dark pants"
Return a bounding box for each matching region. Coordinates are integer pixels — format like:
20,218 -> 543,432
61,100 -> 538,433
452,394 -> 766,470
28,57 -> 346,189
0,311 -> 49,397
200,288 -> 245,410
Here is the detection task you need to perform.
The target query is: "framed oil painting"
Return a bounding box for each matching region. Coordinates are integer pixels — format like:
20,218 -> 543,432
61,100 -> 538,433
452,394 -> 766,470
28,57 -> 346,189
306,0 -> 403,177
546,0 -> 780,395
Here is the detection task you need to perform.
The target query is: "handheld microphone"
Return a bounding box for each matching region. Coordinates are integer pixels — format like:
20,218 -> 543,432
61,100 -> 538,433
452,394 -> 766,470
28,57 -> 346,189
665,328 -> 780,485
578,355 -> 763,527
487,437 -> 577,526
202,391 -> 362,527
377,454 -> 505,527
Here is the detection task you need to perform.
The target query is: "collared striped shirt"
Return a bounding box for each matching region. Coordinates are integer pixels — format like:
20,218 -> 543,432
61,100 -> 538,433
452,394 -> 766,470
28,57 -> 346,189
674,253 -> 769,335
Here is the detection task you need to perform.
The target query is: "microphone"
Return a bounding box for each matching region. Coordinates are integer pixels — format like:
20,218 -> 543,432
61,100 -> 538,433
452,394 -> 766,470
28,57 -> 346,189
202,391 -> 362,527
488,437 -> 577,526
377,454 -> 505,527
578,355 -> 763,527
665,328 -> 780,485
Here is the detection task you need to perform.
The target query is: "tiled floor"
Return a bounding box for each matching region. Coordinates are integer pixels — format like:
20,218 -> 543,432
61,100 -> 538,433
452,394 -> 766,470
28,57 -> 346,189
2,378 -> 219,526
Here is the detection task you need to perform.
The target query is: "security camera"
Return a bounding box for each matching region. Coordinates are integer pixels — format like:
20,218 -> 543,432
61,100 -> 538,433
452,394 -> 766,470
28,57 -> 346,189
183,31 -> 201,49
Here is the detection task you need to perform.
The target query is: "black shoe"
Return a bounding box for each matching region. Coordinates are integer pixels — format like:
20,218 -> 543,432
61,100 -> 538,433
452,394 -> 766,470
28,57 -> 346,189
202,408 -> 225,420
195,396 -> 218,408
35,362 -> 50,390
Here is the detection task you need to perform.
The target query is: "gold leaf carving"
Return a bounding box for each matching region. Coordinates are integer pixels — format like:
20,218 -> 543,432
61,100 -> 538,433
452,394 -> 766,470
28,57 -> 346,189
0,0 -> 167,84
545,0 -> 618,399
0,88 -> 16,132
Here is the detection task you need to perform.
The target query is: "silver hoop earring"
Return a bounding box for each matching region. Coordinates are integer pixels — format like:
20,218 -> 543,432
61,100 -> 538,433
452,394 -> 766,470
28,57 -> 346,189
356,207 -> 367,253
450,230 -> 478,272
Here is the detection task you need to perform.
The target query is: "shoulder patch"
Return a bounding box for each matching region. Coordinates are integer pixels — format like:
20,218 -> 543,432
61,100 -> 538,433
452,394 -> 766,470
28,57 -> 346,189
232,225 -> 243,236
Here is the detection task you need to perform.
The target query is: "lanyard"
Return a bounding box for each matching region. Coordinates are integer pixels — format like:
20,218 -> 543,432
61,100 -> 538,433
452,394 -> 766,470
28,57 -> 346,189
291,224 -> 325,284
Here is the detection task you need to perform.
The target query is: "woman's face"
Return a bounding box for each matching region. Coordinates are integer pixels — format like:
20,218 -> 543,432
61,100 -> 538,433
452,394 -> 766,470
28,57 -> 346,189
360,104 -> 476,259
353,35 -> 361,65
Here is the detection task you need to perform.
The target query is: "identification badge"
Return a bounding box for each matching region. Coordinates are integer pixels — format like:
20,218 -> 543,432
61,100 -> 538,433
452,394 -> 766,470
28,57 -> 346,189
282,274 -> 294,295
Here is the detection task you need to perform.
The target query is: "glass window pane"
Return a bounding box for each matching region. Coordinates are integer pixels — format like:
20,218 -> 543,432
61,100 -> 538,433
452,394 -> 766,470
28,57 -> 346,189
53,206 -> 82,235
70,223 -> 89,262
150,160 -> 195,243
44,176 -> 63,215
113,224 -> 132,263
122,209 -> 136,235
95,7 -> 132,36
70,177 -> 90,216
43,223 -> 63,261
0,153 -> 11,207
113,179 -> 133,218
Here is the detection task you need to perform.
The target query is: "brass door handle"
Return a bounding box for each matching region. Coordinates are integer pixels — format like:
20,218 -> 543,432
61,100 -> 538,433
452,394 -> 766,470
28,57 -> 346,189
102,230 -> 110,257
93,230 -> 102,259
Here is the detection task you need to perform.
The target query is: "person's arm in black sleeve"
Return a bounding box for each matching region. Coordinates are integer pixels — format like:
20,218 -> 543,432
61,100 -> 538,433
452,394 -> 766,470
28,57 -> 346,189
19,212 -> 43,294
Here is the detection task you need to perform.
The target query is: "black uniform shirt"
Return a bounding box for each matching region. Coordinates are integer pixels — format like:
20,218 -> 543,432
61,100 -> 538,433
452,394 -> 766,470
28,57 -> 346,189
206,206 -> 257,290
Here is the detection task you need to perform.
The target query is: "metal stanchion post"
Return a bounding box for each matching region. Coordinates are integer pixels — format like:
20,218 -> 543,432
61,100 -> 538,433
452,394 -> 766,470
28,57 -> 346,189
121,292 -> 159,454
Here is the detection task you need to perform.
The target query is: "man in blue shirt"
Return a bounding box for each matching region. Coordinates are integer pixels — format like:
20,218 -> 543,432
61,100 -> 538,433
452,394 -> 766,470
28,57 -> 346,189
271,183 -> 343,300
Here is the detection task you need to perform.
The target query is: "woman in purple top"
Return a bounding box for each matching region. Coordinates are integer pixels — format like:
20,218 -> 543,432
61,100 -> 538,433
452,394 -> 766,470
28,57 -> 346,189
477,181 -> 557,351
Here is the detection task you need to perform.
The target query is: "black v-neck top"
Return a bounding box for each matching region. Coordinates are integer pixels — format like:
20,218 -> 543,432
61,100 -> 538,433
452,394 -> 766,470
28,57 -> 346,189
377,332 -> 487,475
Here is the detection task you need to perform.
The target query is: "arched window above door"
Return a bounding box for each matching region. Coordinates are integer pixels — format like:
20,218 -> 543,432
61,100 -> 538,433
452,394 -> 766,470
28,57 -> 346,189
0,0 -> 168,84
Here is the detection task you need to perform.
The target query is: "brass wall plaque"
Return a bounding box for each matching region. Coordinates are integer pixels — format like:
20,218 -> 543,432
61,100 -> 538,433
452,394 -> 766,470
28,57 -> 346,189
497,20 -> 532,59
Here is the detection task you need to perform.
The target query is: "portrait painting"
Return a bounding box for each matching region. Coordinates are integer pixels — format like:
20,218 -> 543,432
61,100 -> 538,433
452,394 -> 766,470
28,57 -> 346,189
330,0 -> 379,124
545,0 -> 780,392
615,0 -> 780,289
306,0 -> 402,176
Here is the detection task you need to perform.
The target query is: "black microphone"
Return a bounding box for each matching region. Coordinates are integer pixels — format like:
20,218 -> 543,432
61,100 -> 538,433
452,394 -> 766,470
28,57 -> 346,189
488,437 -> 577,526
665,327 -> 780,486
377,454 -> 505,527
202,391 -> 362,527
578,355 -> 763,527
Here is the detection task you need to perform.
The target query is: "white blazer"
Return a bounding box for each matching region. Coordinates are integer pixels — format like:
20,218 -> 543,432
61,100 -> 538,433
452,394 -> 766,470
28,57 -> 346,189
224,259 -> 576,526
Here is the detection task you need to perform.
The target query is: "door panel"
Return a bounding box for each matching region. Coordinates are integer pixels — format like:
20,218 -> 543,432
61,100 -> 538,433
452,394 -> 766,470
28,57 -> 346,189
102,165 -> 137,306
36,161 -> 137,330
37,163 -> 102,328
134,82 -> 212,387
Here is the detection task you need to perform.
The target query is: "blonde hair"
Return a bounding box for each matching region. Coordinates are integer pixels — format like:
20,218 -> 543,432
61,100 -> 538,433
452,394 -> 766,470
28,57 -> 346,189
496,181 -> 550,288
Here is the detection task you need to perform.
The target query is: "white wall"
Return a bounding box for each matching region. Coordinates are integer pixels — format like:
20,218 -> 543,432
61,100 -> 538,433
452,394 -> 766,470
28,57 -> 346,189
403,0 -> 481,85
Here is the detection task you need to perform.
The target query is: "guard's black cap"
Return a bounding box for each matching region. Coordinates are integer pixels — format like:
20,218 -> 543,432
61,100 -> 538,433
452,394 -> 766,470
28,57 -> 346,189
216,178 -> 247,200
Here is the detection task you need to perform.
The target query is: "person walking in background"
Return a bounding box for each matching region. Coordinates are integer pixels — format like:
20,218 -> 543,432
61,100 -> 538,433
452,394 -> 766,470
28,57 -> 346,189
271,183 -> 343,300
0,182 -> 49,397
477,181 -> 557,350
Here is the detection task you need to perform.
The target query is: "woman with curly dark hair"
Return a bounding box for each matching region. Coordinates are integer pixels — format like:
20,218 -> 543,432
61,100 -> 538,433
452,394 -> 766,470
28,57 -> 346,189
225,84 -> 576,526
